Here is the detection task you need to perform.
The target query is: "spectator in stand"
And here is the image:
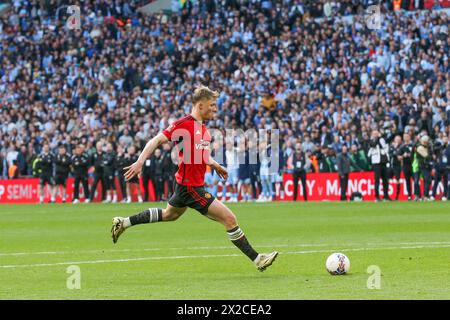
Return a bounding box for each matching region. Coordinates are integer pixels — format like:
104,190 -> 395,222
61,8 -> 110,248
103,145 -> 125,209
0,1 -> 449,201
8,159 -> 19,179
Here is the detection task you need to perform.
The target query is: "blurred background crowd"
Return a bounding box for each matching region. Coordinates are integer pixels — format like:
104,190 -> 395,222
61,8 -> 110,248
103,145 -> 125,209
0,0 -> 449,202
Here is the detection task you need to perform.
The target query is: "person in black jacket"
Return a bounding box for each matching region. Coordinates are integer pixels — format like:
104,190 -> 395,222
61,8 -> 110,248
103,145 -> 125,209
389,135 -> 403,201
247,140 -> 260,200
162,142 -> 177,198
89,141 -> 106,202
432,137 -> 449,201
289,143 -> 310,201
103,142 -> 117,203
150,148 -> 165,201
38,143 -> 55,204
141,148 -> 154,202
115,145 -> 128,202
125,145 -> 143,203
337,146 -> 351,201
54,144 -> 71,203
71,144 -> 90,204
400,133 -> 414,200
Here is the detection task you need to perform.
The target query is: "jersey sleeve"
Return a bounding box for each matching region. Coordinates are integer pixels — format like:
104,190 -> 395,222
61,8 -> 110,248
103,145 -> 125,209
162,123 -> 177,140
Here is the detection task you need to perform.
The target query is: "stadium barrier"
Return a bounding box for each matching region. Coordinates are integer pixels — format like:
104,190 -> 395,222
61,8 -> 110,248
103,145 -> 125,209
0,172 -> 445,203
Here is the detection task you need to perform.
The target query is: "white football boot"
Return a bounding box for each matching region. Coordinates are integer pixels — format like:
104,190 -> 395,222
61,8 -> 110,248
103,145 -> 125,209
254,251 -> 279,272
111,217 -> 126,244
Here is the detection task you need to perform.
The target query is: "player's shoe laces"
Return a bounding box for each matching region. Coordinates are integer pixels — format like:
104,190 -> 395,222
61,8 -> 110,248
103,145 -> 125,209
254,251 -> 278,272
111,217 -> 126,244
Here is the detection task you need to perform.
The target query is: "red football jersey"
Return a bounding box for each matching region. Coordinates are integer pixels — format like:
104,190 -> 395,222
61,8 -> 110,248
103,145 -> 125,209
162,115 -> 211,186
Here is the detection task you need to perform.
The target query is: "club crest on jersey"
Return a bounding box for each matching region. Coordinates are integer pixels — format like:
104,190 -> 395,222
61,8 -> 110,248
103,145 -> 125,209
195,139 -> 210,150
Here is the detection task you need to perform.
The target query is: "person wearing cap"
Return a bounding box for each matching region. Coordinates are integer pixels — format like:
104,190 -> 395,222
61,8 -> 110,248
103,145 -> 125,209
412,134 -> 433,201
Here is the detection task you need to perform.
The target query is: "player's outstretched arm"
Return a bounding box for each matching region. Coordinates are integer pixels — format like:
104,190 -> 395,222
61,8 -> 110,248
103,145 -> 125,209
124,133 -> 168,181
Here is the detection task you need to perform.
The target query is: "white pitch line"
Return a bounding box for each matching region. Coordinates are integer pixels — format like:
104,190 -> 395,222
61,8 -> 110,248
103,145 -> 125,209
2,241 -> 450,257
1,244 -> 450,269
0,243 -> 330,257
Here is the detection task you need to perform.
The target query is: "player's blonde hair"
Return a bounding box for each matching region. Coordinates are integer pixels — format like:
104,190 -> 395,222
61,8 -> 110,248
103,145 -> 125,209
192,85 -> 219,105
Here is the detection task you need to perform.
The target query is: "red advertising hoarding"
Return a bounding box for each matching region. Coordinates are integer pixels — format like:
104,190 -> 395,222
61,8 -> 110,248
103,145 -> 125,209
0,172 -> 446,203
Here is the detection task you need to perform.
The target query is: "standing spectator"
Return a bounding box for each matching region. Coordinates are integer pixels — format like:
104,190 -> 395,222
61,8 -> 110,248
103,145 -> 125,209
368,130 -> 391,201
248,139 -> 260,200
141,151 -> 154,202
413,135 -> 433,201
125,145 -> 143,203
431,137 -> 449,201
400,133 -> 414,201
337,146 -> 351,201
258,142 -> 273,202
103,143 -> 118,203
8,160 -> 19,179
238,143 -> 252,202
0,151 -> 6,179
54,144 -> 71,203
390,136 -> 403,201
115,145 -> 128,202
6,142 -> 18,168
16,145 -> 28,176
71,144 -> 90,204
289,143 -> 310,201
162,142 -> 177,199
150,148 -> 165,201
225,143 -> 239,202
348,145 -> 366,172
37,143 -> 55,204
89,141 -> 107,202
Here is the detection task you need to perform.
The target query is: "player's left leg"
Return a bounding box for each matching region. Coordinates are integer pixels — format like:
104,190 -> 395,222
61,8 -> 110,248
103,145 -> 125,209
111,204 -> 187,243
206,199 -> 278,272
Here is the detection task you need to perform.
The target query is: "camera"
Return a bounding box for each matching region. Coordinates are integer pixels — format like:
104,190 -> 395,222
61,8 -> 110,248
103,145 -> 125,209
433,141 -> 443,153
369,138 -> 379,148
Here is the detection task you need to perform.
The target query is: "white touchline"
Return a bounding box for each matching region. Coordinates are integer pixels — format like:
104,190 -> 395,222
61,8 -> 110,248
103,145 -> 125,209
1,244 -> 450,269
1,241 -> 450,257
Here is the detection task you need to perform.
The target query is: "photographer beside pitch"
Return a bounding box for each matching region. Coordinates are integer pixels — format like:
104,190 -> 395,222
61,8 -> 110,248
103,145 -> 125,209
431,137 -> 449,201
413,135 -> 433,201
110,86 -> 278,272
368,130 -> 391,202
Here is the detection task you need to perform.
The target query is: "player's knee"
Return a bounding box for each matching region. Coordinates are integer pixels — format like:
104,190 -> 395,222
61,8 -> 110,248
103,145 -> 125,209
225,213 -> 237,228
164,210 -> 180,221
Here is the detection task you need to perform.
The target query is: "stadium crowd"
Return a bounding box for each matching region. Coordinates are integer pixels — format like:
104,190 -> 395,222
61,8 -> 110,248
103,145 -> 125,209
0,0 -> 449,202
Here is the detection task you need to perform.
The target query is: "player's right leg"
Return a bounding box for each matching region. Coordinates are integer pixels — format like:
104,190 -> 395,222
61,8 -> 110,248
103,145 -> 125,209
206,199 -> 278,272
111,204 -> 187,243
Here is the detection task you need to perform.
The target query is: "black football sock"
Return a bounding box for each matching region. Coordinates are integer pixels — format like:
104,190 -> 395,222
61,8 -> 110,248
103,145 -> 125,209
227,226 -> 259,261
129,208 -> 162,225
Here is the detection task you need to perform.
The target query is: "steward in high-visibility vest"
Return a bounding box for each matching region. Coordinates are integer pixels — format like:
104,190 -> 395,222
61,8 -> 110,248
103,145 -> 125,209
32,157 -> 42,177
8,161 -> 19,179
393,0 -> 402,11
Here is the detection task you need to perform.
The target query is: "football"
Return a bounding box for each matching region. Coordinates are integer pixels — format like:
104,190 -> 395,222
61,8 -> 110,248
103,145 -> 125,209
326,253 -> 350,275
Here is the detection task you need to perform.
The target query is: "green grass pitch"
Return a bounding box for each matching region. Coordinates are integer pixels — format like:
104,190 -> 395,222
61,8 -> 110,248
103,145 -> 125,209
0,201 -> 449,299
